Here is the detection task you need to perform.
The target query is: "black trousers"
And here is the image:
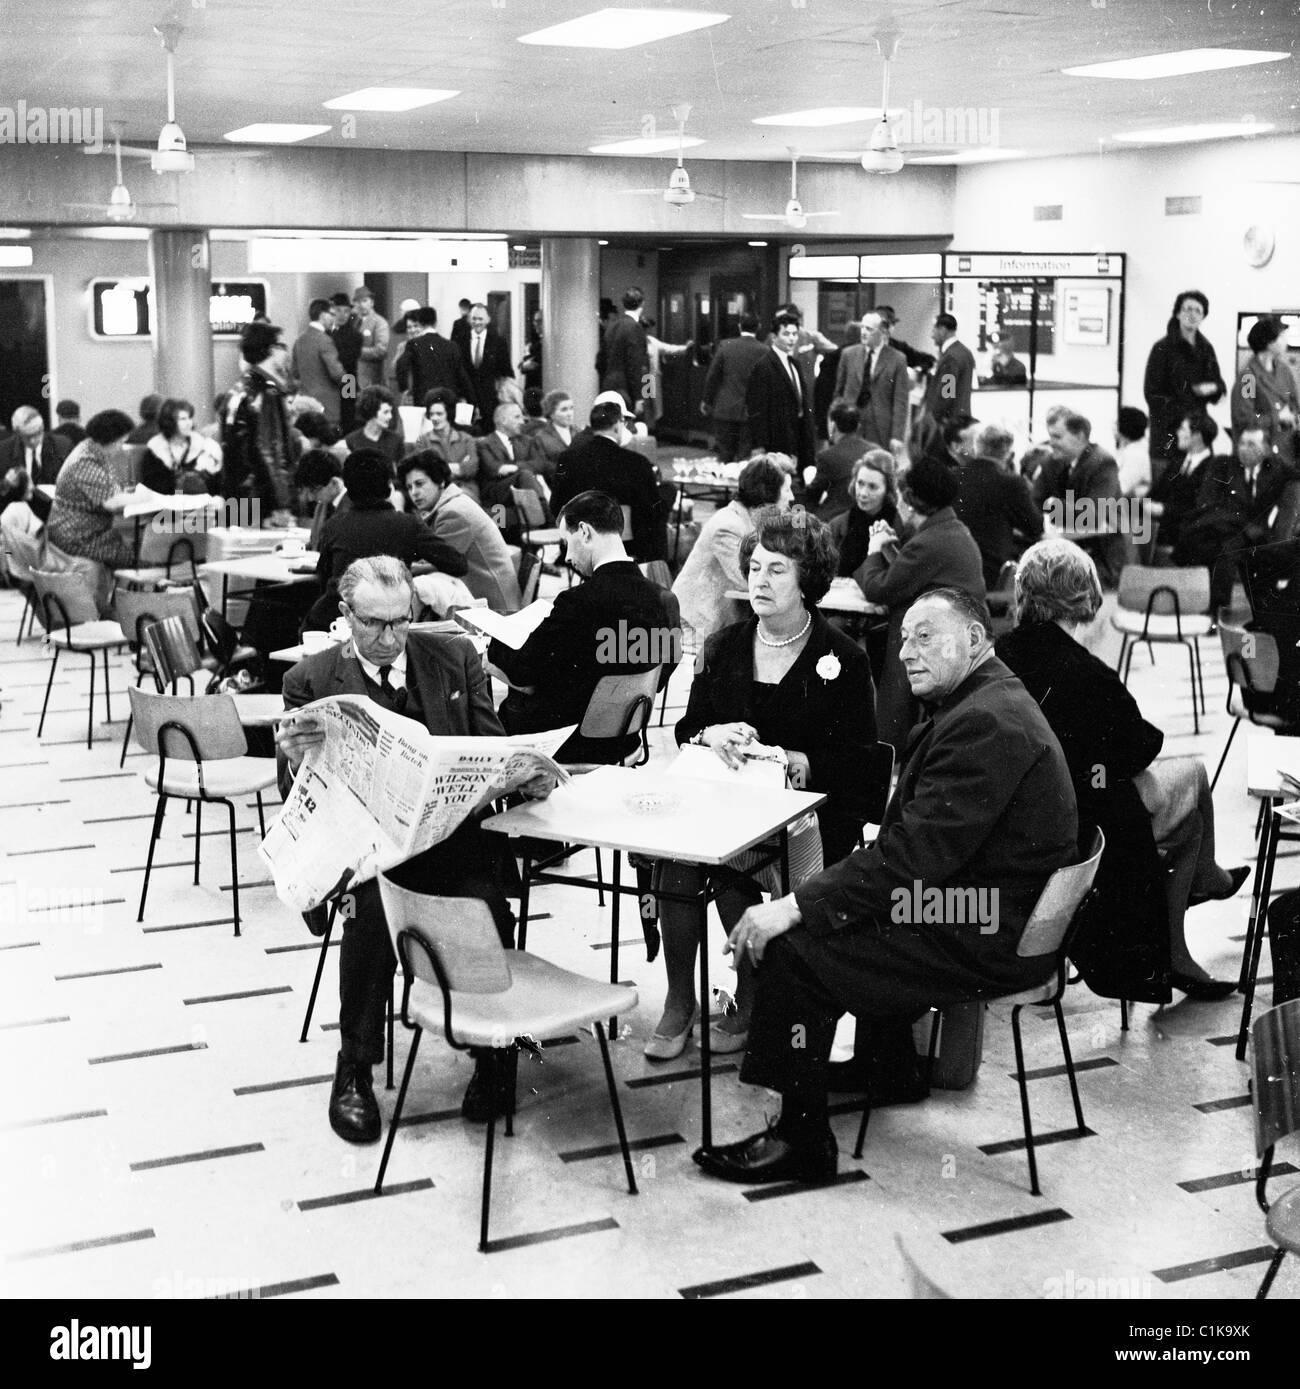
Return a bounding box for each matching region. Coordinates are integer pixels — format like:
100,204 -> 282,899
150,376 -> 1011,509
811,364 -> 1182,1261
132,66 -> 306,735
338,817 -> 515,1066
1266,890 -> 1300,1008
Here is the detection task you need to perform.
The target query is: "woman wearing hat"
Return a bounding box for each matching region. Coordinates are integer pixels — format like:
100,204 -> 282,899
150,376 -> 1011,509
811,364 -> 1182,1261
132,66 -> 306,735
1232,314 -> 1299,466
856,455 -> 985,748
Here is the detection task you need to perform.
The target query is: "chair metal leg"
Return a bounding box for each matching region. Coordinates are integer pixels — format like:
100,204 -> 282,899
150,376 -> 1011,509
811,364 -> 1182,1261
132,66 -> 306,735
504,1048 -> 517,1139
299,899 -> 340,1042
375,1028 -> 421,1194
86,650 -> 95,749
1210,718 -> 1240,794
1186,643 -> 1200,734
224,799 -> 241,937
37,647 -> 59,737
1010,1004 -> 1041,1196
1120,998 -> 1129,1032
1192,637 -> 1206,716
255,790 -> 266,839
594,847 -> 605,907
119,713 -> 134,768
479,1052 -> 499,1252
1052,1001 -> 1086,1131
386,988 -> 395,1091
852,1102 -> 871,1161
657,682 -> 669,727
1237,808 -> 1280,1058
193,798 -> 202,884
1256,1248 -> 1286,1300
102,647 -> 113,723
138,792 -> 168,921
595,1021 -> 638,1195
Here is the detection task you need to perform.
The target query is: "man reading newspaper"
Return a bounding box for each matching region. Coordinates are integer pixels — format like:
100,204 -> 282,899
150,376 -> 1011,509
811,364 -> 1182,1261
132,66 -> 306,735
275,555 -> 558,1140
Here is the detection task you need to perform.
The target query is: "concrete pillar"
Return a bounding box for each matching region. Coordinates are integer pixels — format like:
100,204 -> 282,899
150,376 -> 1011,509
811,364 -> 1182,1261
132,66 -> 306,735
541,237 -> 600,423
148,229 -> 214,424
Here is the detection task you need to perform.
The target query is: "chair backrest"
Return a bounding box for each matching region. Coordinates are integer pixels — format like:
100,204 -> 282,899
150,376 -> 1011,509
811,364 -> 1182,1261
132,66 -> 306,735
992,559 -> 1017,594
620,504 -> 633,542
509,486 -> 547,530
114,587 -> 202,649
1116,565 -> 1210,618
2,526 -> 44,586
1219,620 -> 1280,697
31,569 -> 100,628
142,615 -> 207,689
200,607 -> 240,666
1251,997 -> 1300,1158
377,874 -> 512,994
578,666 -> 662,740
860,741 -> 896,828
517,548 -> 542,607
127,684 -> 249,760
1017,827 -> 1105,959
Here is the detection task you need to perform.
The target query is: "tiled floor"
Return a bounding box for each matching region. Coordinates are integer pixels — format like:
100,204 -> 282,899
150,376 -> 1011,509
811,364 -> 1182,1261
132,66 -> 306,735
1,569 -> 1296,1301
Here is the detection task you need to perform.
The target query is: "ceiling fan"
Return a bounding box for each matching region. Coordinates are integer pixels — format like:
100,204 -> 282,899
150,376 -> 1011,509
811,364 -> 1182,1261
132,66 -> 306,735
742,148 -> 839,228
861,32 -> 905,174
63,128 -> 178,221
619,104 -> 723,207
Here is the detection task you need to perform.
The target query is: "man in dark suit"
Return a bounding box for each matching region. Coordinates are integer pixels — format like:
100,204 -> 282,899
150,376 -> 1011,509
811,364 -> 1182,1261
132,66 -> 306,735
53,399 -> 86,447
474,400 -> 551,521
701,313 -> 768,461
450,297 -> 473,350
291,299 -> 346,427
1048,409 -> 1127,587
804,405 -> 869,520
831,311 -> 909,450
922,312 -> 975,427
746,310 -> 817,476
694,588 -> 1078,1184
329,293 -> 365,432
491,490 -> 679,762
0,406 -> 70,521
550,401 -> 665,561
459,301 -> 514,434
277,555 -> 557,1141
596,286 -> 650,415
878,305 -> 935,374
394,307 -> 474,409
952,423 -> 1044,590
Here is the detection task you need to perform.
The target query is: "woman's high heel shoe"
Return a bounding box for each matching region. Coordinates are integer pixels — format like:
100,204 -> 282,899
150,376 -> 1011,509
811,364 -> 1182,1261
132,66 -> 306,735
644,1006 -> 699,1061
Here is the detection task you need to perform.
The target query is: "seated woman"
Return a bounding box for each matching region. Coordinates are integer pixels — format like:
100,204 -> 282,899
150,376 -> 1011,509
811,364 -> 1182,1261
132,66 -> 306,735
142,398 -> 223,495
996,538 -> 1247,999
648,510 -> 878,1059
531,389 -> 575,482
342,386 -> 405,469
45,409 -> 139,612
671,456 -> 791,646
829,449 -> 907,580
416,388 -> 480,503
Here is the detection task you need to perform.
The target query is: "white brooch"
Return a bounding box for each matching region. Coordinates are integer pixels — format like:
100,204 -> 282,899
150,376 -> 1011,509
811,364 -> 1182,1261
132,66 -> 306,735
815,653 -> 841,682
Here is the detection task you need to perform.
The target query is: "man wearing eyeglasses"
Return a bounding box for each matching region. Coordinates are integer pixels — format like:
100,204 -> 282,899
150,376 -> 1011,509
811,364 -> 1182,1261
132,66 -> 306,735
276,554 -> 557,1142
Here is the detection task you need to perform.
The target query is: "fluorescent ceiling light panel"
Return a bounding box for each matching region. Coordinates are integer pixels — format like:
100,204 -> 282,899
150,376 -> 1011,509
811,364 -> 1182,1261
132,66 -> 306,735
1063,48 -> 1289,80
224,124 -> 332,143
752,107 -> 881,127
0,227 -> 32,238
1112,121 -> 1275,144
589,135 -> 705,155
909,148 -> 1027,164
323,88 -> 459,112
747,240 -> 768,246
0,246 -> 34,266
519,8 -> 728,49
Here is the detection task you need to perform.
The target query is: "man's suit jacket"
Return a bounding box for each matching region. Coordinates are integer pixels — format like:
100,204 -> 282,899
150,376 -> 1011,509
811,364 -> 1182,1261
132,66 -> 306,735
450,316 -> 472,349
1066,442 -> 1126,586
832,342 -> 909,446
550,433 -> 666,562
1177,454 -> 1294,564
394,332 -> 474,406
789,656 -> 1078,1013
291,327 -> 345,424
922,339 -> 975,424
701,334 -> 768,423
0,432 -> 71,487
804,435 -> 869,520
597,313 -> 650,411
474,430 -> 549,512
952,455 -> 1044,590
746,347 -> 816,473
459,329 -> 514,428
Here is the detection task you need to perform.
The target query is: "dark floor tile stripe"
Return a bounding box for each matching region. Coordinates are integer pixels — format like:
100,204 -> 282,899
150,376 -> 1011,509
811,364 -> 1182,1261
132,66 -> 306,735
183,985 -> 292,1005
395,1107 -> 461,1127
141,917 -> 236,934
224,1273 -> 340,1299
0,799 -> 70,810
56,962 -> 162,980
1193,1094 -> 1253,1114
59,772 -> 137,782
6,843 -> 96,856
88,1042 -> 208,1064
219,880 -> 273,892
1152,1246 -> 1277,1283
1013,1056 -> 1118,1082
590,939 -> 640,951
943,1208 -> 1072,1244
265,939 -> 339,954
0,1109 -> 108,1131
0,761 -> 49,769
482,1216 -> 619,1255
130,1142 -> 265,1172
1206,1035 -> 1241,1047
8,1228 -> 155,1262
978,1125 -> 1096,1156
626,1063 -> 739,1089
84,814 -> 156,824
558,1132 -> 685,1163
0,940 -> 40,951
41,738 -> 115,747
0,1014 -> 70,1029
0,727 -> 34,734
680,1260 -> 822,1299
297,1178 -> 433,1211
319,1021 -> 340,1031
27,897 -> 125,913
181,826 -> 255,839
1178,1161 -> 1297,1194
110,861 -> 191,874
522,912 -> 552,922
742,1170 -> 870,1203
545,1034 -> 581,1047
234,1072 -> 334,1096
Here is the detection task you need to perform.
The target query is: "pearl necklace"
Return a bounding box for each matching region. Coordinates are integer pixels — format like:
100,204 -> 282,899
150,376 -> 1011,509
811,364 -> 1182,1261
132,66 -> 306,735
756,611 -> 812,648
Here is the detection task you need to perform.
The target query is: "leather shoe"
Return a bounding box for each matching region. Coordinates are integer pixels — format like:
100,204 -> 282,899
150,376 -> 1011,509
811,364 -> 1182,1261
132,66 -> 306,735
644,1005 -> 698,1061
329,1057 -> 380,1144
827,1057 -> 930,1106
693,1125 -> 838,1185
303,904 -> 330,938
461,1059 -> 511,1123
1169,970 -> 1237,1002
1188,866 -> 1250,909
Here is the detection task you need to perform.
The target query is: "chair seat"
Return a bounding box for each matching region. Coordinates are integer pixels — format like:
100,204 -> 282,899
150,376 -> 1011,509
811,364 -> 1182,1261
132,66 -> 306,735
1226,689 -> 1291,727
144,756 -> 279,798
407,950 -> 638,1048
1266,1183 -> 1300,1254
49,620 -> 127,650
521,528 -> 566,547
1110,610 -> 1212,639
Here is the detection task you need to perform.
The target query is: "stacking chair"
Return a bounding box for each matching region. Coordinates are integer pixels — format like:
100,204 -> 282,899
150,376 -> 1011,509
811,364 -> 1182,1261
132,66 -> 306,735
128,685 -> 277,936
199,607 -> 260,686
1251,998 -> 1300,1298
374,877 -> 638,1252
985,560 -> 1019,638
515,548 -> 542,608
855,830 -> 1105,1197
31,570 -> 128,749
2,526 -> 44,645
1211,620 -> 1293,792
114,588 -> 206,765
1110,565 -> 1212,733
509,486 -> 565,561
143,614 -> 214,695
566,667 -> 663,771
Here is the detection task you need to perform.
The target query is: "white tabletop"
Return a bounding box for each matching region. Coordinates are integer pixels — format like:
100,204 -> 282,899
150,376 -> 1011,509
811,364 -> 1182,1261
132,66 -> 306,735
724,579 -> 885,618
200,552 -> 320,583
1246,732 -> 1300,799
229,693 -> 288,727
482,763 -> 825,864
122,492 -> 222,519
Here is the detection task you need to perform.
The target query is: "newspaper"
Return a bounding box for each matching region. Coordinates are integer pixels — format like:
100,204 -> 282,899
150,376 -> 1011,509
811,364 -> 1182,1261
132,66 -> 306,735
455,599 -> 554,650
260,694 -> 574,911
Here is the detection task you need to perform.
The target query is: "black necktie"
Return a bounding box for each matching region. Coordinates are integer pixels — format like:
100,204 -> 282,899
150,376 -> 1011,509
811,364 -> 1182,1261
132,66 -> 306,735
857,352 -> 874,407
786,355 -> 801,406
371,664 -> 408,715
